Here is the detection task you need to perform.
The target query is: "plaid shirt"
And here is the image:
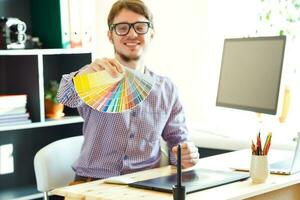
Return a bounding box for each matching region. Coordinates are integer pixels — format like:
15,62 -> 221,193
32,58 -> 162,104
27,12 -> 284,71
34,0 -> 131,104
57,68 -> 189,179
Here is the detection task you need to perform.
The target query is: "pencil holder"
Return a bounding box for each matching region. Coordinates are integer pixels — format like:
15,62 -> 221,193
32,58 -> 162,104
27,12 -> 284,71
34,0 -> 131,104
250,155 -> 269,183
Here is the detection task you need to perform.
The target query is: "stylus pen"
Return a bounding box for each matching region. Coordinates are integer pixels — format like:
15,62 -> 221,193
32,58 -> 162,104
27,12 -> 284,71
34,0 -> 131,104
173,144 -> 185,200
177,144 -> 182,187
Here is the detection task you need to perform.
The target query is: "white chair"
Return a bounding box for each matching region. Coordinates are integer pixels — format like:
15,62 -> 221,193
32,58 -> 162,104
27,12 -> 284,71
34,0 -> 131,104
160,138 -> 169,166
34,136 -> 169,200
34,135 -> 84,200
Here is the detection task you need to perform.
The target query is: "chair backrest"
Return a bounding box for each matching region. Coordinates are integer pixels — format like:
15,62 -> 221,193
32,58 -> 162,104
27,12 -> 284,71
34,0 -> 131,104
34,135 -> 84,192
34,135 -> 169,193
160,138 -> 169,167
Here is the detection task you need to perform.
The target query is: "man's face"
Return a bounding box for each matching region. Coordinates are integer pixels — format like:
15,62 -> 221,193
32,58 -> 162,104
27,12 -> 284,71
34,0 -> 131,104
108,9 -> 153,63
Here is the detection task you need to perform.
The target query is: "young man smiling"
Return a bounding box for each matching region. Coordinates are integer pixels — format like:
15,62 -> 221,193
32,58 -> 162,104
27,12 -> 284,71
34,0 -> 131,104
57,0 -> 199,183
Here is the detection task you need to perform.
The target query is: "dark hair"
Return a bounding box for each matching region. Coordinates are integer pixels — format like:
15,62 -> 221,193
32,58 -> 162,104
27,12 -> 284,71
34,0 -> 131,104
107,0 -> 153,28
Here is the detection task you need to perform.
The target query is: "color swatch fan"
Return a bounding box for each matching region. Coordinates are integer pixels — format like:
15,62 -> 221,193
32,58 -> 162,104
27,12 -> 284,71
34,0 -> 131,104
73,68 -> 154,112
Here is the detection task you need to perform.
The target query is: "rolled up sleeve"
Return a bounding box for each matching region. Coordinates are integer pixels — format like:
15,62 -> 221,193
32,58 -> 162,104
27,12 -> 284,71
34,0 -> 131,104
57,71 -> 84,108
162,87 -> 190,165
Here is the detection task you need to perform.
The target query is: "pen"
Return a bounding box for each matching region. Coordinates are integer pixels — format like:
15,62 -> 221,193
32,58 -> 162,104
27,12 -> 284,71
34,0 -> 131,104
251,132 -> 272,155
177,144 -> 182,187
172,144 -> 185,200
263,132 -> 272,155
251,140 -> 256,155
257,132 -> 262,155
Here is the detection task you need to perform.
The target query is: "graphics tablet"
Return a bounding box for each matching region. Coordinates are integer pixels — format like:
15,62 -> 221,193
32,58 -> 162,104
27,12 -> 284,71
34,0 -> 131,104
129,168 -> 249,194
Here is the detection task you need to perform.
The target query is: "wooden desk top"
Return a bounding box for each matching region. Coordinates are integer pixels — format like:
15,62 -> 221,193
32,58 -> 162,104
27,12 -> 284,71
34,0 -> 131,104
52,149 -> 300,200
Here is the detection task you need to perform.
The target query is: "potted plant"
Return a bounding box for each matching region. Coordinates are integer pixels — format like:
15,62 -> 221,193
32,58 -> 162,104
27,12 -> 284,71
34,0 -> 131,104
45,80 -> 64,119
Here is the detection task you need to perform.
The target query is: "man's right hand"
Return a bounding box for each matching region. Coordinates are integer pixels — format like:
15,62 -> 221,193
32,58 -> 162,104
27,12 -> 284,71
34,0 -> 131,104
77,58 -> 124,78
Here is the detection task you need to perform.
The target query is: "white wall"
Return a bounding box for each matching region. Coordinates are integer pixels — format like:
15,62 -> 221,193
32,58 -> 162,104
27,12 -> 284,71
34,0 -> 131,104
146,0 -> 209,124
92,0 -> 300,141
204,0 -> 300,140
93,0 -> 209,124
93,0 -> 115,58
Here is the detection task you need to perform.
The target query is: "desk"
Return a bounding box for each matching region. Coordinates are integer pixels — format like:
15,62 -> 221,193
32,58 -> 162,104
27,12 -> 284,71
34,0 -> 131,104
189,129 -> 296,151
52,149 -> 300,200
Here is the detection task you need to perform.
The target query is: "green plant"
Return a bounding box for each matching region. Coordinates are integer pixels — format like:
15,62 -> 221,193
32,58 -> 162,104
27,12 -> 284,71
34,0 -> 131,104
257,0 -> 300,39
45,80 -> 60,104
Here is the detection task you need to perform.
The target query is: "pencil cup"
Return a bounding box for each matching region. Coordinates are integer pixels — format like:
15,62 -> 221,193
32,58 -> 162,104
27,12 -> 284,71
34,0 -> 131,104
250,155 -> 269,184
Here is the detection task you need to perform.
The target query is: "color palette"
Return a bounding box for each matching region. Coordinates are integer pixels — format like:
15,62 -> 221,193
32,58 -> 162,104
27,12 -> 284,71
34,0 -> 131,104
73,67 -> 154,112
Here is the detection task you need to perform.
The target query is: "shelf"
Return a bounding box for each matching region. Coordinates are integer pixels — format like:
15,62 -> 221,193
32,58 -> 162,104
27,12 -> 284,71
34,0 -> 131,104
0,116 -> 83,132
0,185 -> 43,200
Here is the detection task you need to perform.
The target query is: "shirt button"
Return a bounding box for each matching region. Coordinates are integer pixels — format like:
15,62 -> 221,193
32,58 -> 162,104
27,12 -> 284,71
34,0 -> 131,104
131,111 -> 137,117
124,155 -> 128,160
129,133 -> 134,138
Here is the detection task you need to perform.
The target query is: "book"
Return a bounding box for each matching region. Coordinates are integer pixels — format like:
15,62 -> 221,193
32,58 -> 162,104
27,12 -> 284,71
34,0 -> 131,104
60,0 -> 71,48
0,107 -> 27,116
68,0 -> 82,48
80,0 -> 94,49
0,113 -> 30,121
0,95 -> 27,109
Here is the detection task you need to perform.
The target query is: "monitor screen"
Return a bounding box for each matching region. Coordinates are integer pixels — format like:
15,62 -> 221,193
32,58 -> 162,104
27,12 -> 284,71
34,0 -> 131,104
216,36 -> 286,115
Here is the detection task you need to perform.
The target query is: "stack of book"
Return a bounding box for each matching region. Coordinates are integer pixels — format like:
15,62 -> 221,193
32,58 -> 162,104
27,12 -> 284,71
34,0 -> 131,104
0,94 -> 32,126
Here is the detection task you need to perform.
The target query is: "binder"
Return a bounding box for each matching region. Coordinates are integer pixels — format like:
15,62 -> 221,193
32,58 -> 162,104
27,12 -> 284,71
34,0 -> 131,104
79,0 -> 94,49
68,0 -> 82,48
30,0 -> 71,48
60,0 -> 71,48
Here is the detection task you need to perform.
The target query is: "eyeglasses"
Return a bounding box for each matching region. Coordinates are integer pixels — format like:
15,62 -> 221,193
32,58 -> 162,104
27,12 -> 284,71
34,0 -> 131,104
109,21 -> 152,36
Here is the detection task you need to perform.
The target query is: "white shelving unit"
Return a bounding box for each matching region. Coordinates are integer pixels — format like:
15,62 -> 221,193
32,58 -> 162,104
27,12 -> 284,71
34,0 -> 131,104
0,49 -> 91,200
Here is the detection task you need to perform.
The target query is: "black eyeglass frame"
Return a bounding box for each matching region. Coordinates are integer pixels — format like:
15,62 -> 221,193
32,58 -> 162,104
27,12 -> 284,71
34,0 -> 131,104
109,21 -> 153,36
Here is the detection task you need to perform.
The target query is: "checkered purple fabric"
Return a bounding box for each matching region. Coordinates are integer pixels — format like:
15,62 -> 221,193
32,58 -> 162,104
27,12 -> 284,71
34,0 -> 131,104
57,69 -> 189,179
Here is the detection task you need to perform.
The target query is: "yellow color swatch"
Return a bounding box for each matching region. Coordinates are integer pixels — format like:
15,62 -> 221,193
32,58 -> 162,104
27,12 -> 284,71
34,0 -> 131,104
73,68 -> 154,113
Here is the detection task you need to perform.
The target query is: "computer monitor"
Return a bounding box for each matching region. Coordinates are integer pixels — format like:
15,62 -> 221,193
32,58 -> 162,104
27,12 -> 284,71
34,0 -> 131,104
216,36 -> 286,115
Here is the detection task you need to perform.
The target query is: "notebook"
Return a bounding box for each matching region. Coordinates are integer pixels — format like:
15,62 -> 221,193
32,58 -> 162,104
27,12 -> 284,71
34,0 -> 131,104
129,168 -> 249,194
232,133 -> 300,175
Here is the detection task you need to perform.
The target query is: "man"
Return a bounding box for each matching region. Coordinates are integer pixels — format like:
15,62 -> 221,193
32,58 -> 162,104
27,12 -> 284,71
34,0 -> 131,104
57,0 -> 199,183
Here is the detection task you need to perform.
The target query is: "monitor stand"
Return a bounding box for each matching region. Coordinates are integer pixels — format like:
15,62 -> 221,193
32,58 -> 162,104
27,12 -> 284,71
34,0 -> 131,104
278,86 -> 291,123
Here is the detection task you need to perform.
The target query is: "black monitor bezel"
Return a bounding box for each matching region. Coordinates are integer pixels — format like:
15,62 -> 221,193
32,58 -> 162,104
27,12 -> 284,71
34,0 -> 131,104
216,36 -> 286,115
